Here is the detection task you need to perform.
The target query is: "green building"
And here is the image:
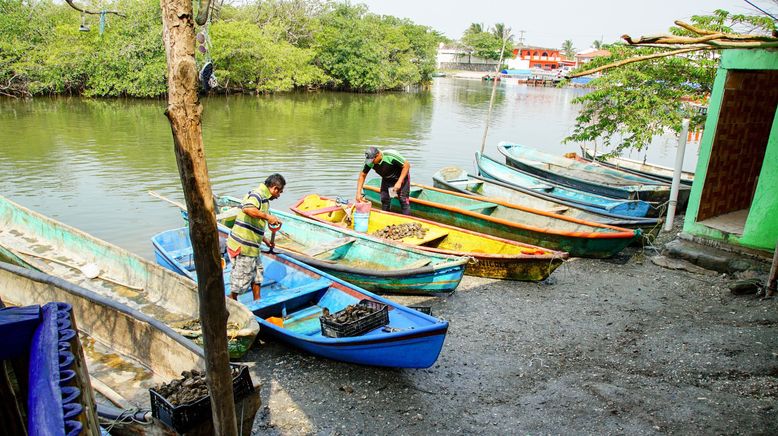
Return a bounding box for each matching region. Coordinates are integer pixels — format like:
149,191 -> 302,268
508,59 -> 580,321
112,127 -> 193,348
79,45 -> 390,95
682,49 -> 778,255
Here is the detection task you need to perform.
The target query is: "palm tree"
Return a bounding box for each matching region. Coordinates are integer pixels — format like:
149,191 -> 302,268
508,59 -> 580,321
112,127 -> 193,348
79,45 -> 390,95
466,22 -> 484,36
592,39 -> 602,49
561,39 -> 575,58
492,23 -> 513,43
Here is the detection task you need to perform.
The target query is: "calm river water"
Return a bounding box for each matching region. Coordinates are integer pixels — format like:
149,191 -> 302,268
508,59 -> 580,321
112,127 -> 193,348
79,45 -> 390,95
0,78 -> 699,258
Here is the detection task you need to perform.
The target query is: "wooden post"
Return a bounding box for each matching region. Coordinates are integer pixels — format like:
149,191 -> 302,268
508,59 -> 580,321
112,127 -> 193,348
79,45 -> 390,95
767,240 -> 778,298
480,34 -> 509,154
159,1 -> 238,435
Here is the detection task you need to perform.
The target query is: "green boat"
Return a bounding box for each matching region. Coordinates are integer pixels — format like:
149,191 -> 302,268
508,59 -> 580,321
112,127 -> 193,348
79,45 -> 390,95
186,206 -> 468,295
433,167 -> 662,244
363,179 -> 640,258
0,195 -> 259,359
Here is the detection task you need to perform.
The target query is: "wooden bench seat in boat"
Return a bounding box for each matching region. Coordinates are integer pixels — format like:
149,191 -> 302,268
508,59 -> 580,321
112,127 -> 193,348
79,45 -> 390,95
304,237 -> 356,257
279,305 -> 326,336
460,201 -> 498,214
249,278 -> 333,317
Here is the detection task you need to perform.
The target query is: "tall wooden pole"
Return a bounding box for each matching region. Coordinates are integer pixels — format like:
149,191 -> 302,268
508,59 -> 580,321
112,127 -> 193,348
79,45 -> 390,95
159,1 -> 238,434
480,35 -> 509,154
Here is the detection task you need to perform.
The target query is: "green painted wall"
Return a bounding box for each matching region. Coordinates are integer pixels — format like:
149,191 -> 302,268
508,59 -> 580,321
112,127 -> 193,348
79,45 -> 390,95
683,49 -> 778,252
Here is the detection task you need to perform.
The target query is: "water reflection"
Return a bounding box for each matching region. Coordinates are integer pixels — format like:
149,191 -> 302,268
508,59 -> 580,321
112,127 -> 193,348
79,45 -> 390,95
0,78 -> 698,257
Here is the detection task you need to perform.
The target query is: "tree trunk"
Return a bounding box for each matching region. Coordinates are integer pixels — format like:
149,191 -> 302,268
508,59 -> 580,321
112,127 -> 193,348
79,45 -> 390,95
158,1 -> 237,435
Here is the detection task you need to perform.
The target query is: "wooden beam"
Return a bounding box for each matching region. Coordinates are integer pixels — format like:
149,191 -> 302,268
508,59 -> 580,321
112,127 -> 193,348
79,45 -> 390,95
159,1 -> 237,435
568,47 -> 715,78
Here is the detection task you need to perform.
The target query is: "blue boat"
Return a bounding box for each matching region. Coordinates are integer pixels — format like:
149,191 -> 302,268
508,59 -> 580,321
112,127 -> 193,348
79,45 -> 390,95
497,142 -> 680,205
476,152 -> 653,218
152,226 -> 449,368
178,207 -> 468,295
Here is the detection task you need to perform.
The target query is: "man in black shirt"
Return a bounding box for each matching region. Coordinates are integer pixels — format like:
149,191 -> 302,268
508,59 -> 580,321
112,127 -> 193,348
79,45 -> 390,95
356,146 -> 411,215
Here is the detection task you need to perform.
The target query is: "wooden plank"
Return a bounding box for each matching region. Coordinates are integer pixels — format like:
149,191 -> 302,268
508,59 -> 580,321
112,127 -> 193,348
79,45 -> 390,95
304,237 -> 356,257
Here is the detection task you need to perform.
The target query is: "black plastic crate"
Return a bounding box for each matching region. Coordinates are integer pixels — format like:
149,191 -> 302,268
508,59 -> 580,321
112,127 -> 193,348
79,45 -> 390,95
149,364 -> 254,434
320,299 -> 389,338
409,305 -> 432,315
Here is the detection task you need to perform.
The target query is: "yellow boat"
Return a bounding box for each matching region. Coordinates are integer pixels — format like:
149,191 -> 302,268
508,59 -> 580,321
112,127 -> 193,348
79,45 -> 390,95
291,194 -> 569,281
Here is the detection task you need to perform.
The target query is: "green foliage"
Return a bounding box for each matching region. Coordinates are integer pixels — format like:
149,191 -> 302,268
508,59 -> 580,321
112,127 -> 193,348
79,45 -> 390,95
461,31 -> 501,60
564,10 -> 773,155
210,20 -> 329,93
314,3 -> 440,92
461,23 -> 511,60
0,0 -> 440,96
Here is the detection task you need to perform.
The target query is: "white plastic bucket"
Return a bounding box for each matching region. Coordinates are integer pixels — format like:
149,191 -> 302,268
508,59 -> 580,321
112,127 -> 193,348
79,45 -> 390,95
353,202 -> 371,232
353,212 -> 370,232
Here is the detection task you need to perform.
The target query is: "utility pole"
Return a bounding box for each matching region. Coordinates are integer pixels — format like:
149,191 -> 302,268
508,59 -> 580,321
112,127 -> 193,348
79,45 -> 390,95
517,30 -> 526,47
159,1 -> 238,435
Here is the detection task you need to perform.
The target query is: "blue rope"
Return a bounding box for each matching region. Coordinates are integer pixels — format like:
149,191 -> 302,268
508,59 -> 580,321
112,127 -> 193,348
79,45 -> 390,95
99,11 -> 106,35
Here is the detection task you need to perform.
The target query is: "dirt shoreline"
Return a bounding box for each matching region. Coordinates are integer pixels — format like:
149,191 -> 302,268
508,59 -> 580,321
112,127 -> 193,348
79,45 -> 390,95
240,228 -> 778,435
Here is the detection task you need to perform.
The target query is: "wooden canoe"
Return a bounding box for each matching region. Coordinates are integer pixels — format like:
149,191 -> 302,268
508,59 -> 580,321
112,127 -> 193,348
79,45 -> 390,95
155,215 -> 468,295
476,152 -> 653,218
152,228 -> 449,368
0,261 -> 260,435
362,179 -> 640,258
434,166 -> 662,243
497,142 -> 688,206
291,194 -> 569,281
581,146 -> 695,186
0,195 -> 259,359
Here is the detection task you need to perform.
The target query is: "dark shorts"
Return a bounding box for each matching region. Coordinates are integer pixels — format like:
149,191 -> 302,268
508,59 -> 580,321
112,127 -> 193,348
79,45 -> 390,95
380,175 -> 411,214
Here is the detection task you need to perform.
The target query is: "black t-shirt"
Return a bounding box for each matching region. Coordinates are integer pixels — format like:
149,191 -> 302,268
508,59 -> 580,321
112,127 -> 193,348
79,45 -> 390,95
362,149 -> 407,182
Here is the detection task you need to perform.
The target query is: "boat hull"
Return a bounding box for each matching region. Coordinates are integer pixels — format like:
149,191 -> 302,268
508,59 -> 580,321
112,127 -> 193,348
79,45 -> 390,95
291,194 -> 568,281
498,142 -> 687,209
581,147 -> 694,186
362,180 -> 639,258
435,165 -> 662,245
258,317 -> 447,368
0,195 -> 259,359
176,208 -> 468,295
476,152 -> 652,217
152,228 -> 449,368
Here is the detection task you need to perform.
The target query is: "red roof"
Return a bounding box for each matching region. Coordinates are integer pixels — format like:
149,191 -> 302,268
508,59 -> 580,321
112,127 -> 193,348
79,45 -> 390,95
576,49 -> 611,59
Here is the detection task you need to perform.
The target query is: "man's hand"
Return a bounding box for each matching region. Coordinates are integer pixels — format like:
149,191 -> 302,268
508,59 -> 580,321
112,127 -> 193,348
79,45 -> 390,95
266,214 -> 280,226
263,237 -> 274,248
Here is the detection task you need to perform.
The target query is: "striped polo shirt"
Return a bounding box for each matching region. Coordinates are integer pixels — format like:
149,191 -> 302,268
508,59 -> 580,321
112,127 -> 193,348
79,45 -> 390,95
226,183 -> 271,257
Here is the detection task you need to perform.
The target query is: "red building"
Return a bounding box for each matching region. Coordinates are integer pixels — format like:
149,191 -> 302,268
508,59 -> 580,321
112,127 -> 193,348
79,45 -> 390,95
512,47 -> 563,70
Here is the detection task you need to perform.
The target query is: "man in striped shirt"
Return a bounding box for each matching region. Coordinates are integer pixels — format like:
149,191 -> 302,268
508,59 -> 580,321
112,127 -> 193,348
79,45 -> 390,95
226,174 -> 285,300
356,147 -> 412,215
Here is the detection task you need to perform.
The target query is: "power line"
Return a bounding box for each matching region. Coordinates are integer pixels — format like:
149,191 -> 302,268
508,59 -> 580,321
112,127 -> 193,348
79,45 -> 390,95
743,0 -> 778,21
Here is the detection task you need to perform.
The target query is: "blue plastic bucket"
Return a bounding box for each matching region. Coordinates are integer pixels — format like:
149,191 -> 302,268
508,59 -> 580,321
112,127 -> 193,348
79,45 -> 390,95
353,211 -> 370,233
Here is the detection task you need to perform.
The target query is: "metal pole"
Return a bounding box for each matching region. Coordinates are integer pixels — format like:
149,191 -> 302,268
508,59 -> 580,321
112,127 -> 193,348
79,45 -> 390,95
480,36 -> 508,154
664,118 -> 690,231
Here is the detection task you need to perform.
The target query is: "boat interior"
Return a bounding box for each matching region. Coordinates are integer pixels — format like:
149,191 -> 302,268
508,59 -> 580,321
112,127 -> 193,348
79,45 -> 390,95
296,195 -> 544,255
155,228 -> 432,338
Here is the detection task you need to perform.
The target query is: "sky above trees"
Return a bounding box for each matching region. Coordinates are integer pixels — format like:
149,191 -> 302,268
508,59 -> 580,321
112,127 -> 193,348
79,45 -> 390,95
358,0 -> 772,50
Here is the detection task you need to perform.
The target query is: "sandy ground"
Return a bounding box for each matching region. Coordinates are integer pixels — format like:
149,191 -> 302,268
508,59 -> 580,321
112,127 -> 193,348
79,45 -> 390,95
239,227 -> 778,435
